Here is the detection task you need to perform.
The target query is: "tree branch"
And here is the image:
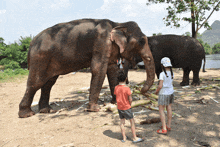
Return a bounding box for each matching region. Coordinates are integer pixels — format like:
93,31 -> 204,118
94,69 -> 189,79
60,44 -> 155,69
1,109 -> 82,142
197,1 -> 220,32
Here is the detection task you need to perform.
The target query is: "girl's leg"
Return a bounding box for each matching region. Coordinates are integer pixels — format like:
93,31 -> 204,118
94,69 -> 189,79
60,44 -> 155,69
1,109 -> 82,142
159,105 -> 167,130
166,104 -> 172,128
120,119 -> 126,141
130,118 -> 137,140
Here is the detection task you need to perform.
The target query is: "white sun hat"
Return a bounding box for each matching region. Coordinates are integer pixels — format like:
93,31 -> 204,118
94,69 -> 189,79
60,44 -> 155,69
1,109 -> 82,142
161,57 -> 172,67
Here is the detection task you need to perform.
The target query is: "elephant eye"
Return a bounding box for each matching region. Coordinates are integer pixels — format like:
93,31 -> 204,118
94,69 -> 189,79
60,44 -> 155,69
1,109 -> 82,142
127,35 -> 131,42
139,37 -> 146,46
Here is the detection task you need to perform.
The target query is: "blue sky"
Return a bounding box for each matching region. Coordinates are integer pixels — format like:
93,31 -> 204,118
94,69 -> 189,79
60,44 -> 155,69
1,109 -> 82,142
0,0 -> 220,44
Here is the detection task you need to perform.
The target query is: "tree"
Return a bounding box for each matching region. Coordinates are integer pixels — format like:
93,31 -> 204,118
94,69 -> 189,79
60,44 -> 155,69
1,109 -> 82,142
18,36 -> 32,68
0,37 -> 6,46
0,37 -> 7,61
147,0 -> 220,38
212,43 -> 220,54
152,33 -> 163,36
182,31 -> 191,36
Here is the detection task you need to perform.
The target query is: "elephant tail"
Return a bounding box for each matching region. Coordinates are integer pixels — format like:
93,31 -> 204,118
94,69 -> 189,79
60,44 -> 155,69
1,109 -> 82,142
202,55 -> 206,72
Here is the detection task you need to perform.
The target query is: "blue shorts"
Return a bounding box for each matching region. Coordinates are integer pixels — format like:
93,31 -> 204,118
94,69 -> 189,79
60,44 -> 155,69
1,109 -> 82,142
118,108 -> 133,120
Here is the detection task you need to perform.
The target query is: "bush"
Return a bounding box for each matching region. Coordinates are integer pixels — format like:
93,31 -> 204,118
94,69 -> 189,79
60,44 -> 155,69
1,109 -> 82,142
0,59 -> 20,69
212,43 -> 220,54
198,39 -> 212,54
0,36 -> 32,69
13,68 -> 28,75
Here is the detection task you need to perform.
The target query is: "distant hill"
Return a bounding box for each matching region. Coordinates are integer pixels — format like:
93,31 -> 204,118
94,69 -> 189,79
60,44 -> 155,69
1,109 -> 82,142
200,20 -> 220,47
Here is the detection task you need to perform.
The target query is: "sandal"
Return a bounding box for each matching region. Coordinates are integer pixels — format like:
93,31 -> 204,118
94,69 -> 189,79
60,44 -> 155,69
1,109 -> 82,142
157,129 -> 167,135
161,126 -> 171,131
121,136 -> 128,143
132,138 -> 144,143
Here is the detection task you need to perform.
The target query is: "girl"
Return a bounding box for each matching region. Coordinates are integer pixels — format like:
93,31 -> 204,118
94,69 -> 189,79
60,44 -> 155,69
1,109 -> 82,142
155,57 -> 174,135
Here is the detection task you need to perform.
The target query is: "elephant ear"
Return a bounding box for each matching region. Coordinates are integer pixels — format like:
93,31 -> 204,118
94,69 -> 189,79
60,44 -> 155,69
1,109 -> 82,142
110,27 -> 127,53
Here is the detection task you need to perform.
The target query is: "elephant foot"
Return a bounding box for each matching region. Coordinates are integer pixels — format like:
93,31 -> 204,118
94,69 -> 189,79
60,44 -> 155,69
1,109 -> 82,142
87,103 -> 100,112
191,81 -> 200,86
180,81 -> 189,86
18,108 -> 35,118
39,107 -> 57,113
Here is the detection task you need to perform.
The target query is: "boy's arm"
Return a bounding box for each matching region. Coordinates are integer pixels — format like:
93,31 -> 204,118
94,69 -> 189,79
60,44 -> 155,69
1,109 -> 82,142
128,95 -> 132,105
155,80 -> 163,95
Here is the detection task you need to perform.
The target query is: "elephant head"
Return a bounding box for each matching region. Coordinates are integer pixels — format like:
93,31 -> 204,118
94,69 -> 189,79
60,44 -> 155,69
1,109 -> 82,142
110,22 -> 155,93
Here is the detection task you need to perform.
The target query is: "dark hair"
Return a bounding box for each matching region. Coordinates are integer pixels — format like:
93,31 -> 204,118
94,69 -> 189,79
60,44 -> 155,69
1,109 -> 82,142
117,70 -> 127,82
161,64 -> 173,79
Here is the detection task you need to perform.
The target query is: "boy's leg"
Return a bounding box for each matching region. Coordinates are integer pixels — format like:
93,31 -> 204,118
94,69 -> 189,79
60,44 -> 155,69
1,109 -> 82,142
159,105 -> 167,130
130,118 -> 137,140
166,104 -> 172,128
120,119 -> 126,141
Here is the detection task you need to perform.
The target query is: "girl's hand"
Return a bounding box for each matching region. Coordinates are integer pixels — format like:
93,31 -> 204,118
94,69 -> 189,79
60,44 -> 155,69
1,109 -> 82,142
155,80 -> 163,95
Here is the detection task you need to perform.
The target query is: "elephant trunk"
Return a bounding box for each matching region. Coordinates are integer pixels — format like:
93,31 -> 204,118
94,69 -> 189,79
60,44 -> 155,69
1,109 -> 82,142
140,37 -> 155,94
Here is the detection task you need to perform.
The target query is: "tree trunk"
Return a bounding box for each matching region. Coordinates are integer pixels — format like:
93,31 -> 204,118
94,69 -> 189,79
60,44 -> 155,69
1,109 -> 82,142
191,0 -> 196,38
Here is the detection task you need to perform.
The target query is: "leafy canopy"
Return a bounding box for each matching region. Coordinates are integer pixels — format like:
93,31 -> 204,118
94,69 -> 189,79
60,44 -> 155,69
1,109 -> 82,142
147,0 -> 220,38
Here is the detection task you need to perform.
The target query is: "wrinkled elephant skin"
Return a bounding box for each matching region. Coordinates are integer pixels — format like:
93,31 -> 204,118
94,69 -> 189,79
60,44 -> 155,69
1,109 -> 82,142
123,35 -> 206,86
18,19 -> 155,118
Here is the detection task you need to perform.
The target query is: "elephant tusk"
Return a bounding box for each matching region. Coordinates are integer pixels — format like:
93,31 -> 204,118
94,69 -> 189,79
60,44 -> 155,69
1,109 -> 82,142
147,57 -> 151,61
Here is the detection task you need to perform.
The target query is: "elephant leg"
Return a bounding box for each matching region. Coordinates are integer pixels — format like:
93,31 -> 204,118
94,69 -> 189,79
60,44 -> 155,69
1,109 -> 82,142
19,87 -> 38,118
155,64 -> 161,79
19,74 -> 46,118
180,67 -> 191,86
191,69 -> 200,86
107,64 -> 119,104
123,60 -> 130,84
39,75 -> 59,113
87,55 -> 109,112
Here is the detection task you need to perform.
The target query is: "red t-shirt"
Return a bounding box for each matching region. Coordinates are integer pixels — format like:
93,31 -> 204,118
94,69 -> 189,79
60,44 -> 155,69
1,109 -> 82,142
114,84 -> 132,110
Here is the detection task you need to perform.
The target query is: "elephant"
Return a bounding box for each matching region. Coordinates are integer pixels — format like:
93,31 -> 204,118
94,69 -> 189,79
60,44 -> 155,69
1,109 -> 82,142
123,35 -> 206,86
18,18 -> 155,118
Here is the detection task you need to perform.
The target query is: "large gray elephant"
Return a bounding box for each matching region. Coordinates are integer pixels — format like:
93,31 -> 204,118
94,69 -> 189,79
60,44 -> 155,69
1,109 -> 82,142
18,18 -> 155,118
123,35 -> 206,86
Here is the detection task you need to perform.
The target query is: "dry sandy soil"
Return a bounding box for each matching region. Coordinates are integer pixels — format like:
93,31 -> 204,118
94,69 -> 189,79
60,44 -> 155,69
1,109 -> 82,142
0,69 -> 220,147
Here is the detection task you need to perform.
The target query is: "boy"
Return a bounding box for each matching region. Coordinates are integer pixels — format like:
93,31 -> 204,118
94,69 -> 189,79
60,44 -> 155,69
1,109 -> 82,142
114,70 -> 144,143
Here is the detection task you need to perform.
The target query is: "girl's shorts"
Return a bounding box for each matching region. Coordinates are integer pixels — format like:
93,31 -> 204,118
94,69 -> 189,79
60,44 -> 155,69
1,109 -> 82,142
158,94 -> 174,106
118,108 -> 133,120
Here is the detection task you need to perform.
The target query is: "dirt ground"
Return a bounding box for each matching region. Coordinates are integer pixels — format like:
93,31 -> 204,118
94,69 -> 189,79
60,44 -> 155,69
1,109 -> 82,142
0,68 -> 220,147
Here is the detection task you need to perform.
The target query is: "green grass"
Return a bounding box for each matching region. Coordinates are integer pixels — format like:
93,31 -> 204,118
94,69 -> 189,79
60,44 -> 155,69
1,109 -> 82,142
0,69 -> 29,83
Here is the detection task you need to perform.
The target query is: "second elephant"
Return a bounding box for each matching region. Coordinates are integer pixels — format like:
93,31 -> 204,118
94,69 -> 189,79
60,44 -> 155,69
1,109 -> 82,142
123,35 -> 206,86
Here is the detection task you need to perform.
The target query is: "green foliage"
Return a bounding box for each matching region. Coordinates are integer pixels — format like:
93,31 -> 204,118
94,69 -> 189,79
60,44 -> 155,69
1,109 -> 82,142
0,36 -> 32,69
152,33 -> 162,36
147,0 -> 220,38
0,36 -> 32,81
0,59 -> 20,69
18,36 -> 32,65
198,39 -> 212,54
182,32 -> 191,37
204,43 -> 212,54
0,37 -> 6,46
212,42 -> 220,54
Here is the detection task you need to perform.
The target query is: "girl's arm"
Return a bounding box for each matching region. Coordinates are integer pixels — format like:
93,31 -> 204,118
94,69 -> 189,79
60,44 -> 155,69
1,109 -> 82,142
155,80 -> 163,95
